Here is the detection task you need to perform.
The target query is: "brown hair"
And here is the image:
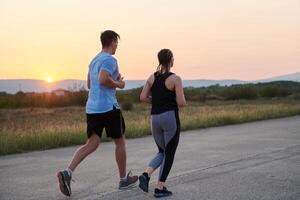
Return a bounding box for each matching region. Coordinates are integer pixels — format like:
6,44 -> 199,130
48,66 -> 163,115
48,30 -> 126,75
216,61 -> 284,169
100,30 -> 120,48
156,49 -> 173,74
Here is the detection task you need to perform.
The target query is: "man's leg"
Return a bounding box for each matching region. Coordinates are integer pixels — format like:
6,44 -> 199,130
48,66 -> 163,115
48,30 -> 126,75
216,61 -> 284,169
108,108 -> 138,189
68,133 -> 101,171
57,133 -> 100,196
113,135 -> 126,178
113,135 -> 138,189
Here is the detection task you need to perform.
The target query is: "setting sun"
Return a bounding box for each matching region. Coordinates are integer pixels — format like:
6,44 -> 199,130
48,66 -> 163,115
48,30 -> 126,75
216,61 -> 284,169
45,77 -> 53,83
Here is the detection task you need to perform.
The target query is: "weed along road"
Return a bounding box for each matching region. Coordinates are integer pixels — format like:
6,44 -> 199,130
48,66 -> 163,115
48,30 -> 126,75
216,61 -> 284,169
0,116 -> 300,200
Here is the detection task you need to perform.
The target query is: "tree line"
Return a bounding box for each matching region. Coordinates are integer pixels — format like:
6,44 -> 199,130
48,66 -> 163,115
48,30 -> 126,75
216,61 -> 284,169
0,81 -> 299,109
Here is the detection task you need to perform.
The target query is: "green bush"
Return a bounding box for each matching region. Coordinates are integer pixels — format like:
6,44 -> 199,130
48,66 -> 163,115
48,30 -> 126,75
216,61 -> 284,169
221,85 -> 258,100
184,87 -> 207,102
121,101 -> 133,111
259,86 -> 291,98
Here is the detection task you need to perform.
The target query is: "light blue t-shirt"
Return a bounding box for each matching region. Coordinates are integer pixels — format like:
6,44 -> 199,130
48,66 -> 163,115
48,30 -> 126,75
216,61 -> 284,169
86,52 -> 120,114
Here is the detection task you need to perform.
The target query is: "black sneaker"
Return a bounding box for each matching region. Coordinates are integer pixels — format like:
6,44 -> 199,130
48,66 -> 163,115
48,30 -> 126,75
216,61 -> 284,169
139,172 -> 150,192
154,187 -> 172,198
57,170 -> 72,196
119,170 -> 138,190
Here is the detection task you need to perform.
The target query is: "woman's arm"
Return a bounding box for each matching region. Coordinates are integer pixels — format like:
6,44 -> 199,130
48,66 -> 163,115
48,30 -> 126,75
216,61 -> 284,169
140,75 -> 154,103
174,75 -> 187,107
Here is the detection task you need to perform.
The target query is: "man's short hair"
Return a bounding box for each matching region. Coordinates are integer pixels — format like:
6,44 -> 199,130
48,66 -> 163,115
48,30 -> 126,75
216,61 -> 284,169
100,30 -> 120,48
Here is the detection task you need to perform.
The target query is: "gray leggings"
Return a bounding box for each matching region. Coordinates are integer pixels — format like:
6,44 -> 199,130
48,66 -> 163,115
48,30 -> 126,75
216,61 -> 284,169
149,110 -> 180,182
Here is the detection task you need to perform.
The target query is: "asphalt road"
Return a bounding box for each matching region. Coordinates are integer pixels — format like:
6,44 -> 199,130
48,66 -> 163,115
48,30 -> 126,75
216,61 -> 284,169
1,116 -> 300,200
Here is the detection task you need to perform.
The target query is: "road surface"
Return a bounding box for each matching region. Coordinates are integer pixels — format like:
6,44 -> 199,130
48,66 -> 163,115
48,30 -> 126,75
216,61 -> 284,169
1,116 -> 300,200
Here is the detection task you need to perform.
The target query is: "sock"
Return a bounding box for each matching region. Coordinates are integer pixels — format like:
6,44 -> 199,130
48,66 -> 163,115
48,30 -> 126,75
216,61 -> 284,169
120,175 -> 127,181
66,167 -> 73,176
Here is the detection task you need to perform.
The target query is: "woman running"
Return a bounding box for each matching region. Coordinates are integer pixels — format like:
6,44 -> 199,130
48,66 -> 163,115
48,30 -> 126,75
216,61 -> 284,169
139,49 -> 186,198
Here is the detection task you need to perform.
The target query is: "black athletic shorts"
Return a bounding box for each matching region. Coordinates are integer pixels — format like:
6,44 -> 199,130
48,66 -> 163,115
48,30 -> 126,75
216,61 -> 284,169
86,106 -> 125,139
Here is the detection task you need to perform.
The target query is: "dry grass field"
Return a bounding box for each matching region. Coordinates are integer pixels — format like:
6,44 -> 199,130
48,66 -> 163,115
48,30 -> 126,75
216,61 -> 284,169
1,100 -> 300,155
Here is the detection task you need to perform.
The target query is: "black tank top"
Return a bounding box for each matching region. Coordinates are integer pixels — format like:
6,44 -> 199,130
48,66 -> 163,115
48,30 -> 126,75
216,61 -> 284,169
151,72 -> 178,114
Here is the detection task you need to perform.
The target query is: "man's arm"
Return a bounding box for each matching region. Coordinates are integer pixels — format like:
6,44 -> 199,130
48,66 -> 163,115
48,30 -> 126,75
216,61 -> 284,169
99,70 -> 125,89
87,73 -> 91,89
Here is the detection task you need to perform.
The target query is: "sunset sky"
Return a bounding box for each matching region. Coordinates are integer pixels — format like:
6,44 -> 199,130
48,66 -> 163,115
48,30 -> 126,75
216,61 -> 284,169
0,0 -> 299,81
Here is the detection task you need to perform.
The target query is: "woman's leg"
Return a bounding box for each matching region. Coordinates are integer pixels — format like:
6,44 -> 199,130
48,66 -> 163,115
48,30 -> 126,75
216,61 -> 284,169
139,115 -> 165,192
157,110 -> 180,189
147,144 -> 164,176
146,114 -> 165,176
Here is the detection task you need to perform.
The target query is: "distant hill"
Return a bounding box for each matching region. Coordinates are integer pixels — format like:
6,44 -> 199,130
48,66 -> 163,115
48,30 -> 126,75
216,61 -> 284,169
0,71 -> 299,94
0,79 -> 87,94
254,72 -> 300,83
0,79 -> 247,94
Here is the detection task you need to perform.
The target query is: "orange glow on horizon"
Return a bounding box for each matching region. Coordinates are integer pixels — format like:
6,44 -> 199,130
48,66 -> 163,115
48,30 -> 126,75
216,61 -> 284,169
45,77 -> 53,83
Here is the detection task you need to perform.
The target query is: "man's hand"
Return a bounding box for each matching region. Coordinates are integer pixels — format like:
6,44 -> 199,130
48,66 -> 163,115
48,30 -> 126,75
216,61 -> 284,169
116,74 -> 125,89
117,73 -> 122,81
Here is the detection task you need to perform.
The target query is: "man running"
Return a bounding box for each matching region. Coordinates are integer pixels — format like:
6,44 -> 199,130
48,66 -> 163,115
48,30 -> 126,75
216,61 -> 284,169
57,30 -> 138,197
